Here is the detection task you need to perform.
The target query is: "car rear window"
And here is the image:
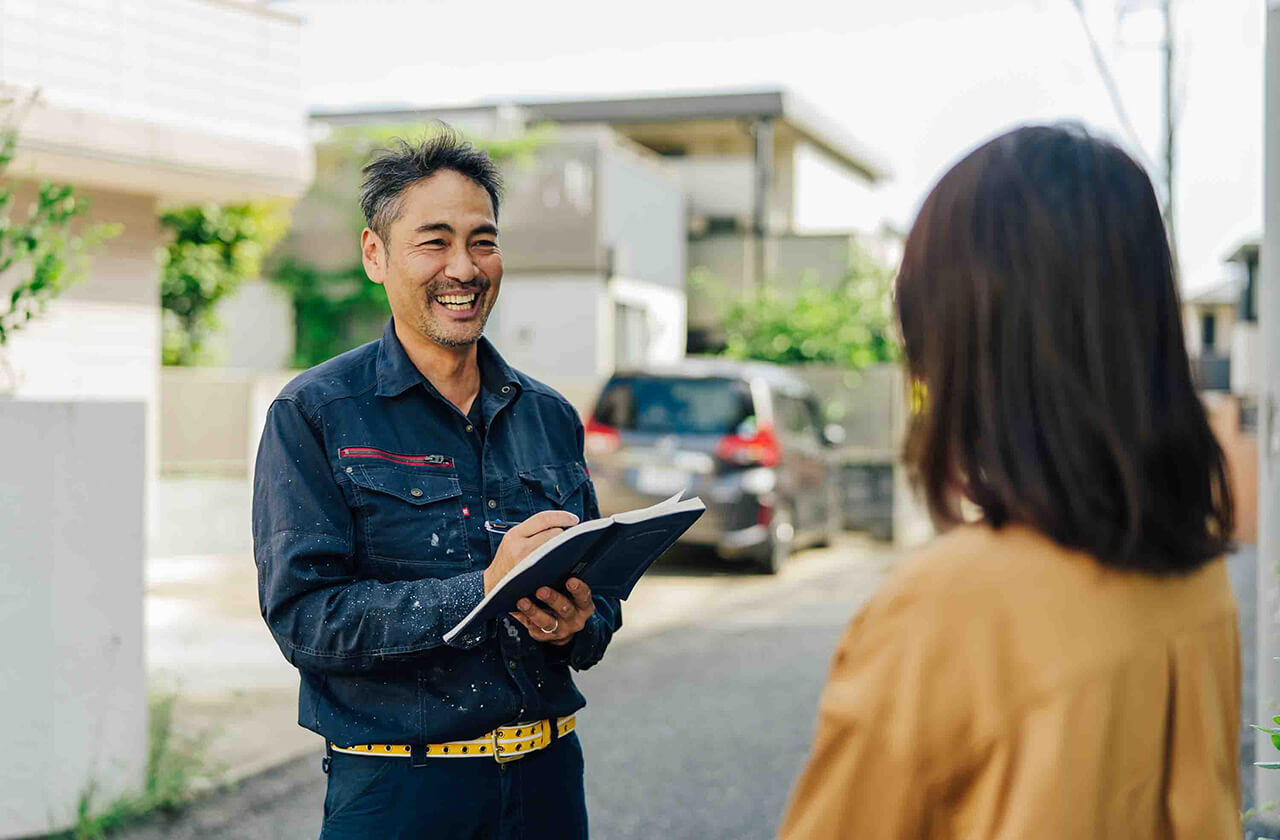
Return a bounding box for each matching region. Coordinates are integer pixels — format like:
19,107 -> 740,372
594,376 -> 754,435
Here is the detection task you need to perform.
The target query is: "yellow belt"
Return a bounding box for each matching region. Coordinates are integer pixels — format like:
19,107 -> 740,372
329,715 -> 576,764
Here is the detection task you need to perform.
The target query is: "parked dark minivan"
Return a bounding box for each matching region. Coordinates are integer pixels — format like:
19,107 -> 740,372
584,359 -> 845,573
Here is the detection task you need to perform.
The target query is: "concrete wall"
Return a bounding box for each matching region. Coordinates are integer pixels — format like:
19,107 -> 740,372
0,400 -> 147,838
687,231 -> 860,332
600,137 -> 685,292
787,361 -> 933,547
205,279 -> 295,371
793,363 -> 903,455
668,156 -> 754,220
774,233 -> 856,288
486,274 -> 610,408
497,127 -> 685,286
1205,392 -> 1260,545
161,369 -> 254,477
665,137 -> 796,230
688,233 -> 752,323
1232,322 -> 1261,394
500,135 -> 603,272
159,367 -> 299,479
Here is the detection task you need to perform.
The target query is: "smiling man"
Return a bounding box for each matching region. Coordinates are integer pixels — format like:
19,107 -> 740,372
252,131 -> 620,839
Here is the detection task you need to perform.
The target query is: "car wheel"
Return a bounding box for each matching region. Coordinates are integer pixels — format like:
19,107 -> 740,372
754,505 -> 793,575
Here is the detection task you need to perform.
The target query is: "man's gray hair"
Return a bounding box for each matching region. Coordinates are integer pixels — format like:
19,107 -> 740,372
360,126 -> 503,242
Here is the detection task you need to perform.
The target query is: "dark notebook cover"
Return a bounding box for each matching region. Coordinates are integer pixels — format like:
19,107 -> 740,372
443,492 -> 705,644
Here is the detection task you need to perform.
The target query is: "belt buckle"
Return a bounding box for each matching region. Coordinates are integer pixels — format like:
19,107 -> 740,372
491,727 -> 524,764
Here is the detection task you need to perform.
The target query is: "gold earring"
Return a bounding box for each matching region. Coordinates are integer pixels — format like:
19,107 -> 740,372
910,379 -> 928,416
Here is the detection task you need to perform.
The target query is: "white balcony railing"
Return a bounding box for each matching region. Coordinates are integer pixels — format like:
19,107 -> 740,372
0,0 -> 305,148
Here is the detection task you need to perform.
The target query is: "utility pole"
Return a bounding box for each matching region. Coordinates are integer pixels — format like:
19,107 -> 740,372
751,116 -> 775,296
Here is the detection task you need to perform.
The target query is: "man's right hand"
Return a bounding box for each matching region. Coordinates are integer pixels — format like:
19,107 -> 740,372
483,510 -> 579,595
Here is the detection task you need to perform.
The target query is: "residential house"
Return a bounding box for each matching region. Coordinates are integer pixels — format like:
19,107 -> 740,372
280,116 -> 684,410
1184,241 -> 1260,543
2,0 -> 312,456
0,1 -> 311,835
310,88 -> 890,382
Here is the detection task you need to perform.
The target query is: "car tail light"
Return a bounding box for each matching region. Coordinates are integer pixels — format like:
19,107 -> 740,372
715,424 -> 780,467
585,415 -> 621,455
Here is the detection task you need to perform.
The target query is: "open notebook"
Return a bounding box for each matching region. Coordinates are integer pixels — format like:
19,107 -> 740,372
443,491 -> 706,644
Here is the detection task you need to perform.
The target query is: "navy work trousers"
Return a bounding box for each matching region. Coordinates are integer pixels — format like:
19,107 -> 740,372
318,732 -> 588,840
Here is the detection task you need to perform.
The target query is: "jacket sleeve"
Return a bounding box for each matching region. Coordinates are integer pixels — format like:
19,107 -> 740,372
546,411 -> 622,671
252,397 -> 486,676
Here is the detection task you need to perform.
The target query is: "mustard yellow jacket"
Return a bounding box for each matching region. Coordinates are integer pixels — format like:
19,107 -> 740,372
780,524 -> 1241,839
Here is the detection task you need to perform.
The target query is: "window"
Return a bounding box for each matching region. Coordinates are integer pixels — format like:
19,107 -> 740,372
1201,312 -> 1217,353
594,377 -> 754,435
614,302 -> 650,369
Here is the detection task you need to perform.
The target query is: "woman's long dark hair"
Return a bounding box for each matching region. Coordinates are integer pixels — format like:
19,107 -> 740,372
896,123 -> 1234,573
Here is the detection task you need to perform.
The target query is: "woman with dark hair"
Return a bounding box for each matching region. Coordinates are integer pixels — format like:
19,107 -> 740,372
779,124 -> 1240,839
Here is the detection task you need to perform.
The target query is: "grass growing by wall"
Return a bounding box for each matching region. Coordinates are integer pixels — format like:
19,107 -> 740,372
56,691 -> 221,840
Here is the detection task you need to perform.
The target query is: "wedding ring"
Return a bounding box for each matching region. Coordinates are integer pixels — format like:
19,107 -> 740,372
542,619 -> 559,635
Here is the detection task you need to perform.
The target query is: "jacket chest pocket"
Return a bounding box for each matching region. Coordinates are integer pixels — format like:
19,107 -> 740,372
513,461 -> 591,522
346,464 -> 471,573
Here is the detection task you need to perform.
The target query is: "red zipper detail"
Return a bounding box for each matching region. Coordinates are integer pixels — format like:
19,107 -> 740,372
339,447 -> 454,468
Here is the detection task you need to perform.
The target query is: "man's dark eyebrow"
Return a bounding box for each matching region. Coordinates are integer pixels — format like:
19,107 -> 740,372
411,222 -> 499,237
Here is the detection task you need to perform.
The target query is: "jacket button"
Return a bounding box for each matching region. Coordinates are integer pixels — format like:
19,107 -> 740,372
501,385 -> 511,394
465,424 -> 474,433
410,488 -> 424,498
488,499 -> 498,509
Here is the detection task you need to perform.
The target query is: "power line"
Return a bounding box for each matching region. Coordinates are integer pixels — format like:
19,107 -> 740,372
1067,0 -> 1176,262
1066,0 -> 1160,175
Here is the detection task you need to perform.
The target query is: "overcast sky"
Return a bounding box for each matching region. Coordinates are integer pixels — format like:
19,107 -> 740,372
277,0 -> 1264,293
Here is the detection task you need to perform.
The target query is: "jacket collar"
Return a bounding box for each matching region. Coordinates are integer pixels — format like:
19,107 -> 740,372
375,318 -> 520,400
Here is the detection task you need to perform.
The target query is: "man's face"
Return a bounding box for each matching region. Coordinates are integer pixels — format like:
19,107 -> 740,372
362,169 -> 503,349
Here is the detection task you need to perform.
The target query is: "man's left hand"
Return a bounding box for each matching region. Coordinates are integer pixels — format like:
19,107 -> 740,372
509,578 -> 595,646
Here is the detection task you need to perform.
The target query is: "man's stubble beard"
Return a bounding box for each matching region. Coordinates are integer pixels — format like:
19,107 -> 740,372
416,283 -> 496,348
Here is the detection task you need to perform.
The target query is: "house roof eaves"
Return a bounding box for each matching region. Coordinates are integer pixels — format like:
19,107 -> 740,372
310,88 -> 890,183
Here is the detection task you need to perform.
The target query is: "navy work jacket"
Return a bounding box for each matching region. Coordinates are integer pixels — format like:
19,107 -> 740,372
252,319 -> 621,747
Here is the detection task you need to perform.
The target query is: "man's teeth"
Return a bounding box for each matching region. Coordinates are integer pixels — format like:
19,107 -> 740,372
437,293 -> 477,310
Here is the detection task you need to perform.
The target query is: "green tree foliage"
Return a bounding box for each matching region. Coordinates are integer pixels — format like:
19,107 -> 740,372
719,247 -> 901,368
271,259 -> 391,370
0,93 -> 118,350
160,201 -> 290,366
269,123 -> 550,368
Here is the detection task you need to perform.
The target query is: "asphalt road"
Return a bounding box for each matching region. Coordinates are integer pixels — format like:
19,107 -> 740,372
116,540 -> 890,840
